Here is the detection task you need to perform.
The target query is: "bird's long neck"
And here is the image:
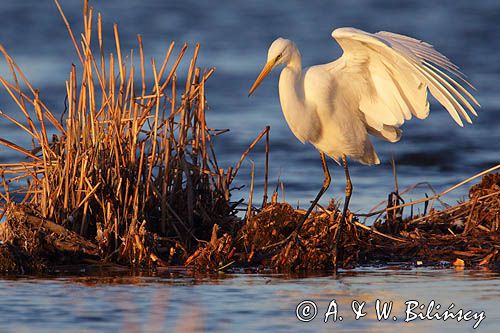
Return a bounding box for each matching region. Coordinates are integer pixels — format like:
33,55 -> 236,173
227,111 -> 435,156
279,47 -> 303,98
278,49 -> 311,143
279,53 -> 303,114
287,47 -> 302,72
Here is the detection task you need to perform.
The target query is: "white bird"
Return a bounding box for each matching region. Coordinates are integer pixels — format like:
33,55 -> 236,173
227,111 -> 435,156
248,27 -> 479,269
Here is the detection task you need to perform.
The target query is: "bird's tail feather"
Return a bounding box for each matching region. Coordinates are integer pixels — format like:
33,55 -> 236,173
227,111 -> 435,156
367,124 -> 402,143
357,140 -> 380,165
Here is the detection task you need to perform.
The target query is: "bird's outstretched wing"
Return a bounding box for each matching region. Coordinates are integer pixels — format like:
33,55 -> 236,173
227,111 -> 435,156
331,28 -> 479,140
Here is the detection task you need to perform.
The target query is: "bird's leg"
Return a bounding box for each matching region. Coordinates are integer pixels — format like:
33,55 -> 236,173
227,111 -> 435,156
263,152 -> 331,249
294,151 -> 331,233
333,154 -> 352,273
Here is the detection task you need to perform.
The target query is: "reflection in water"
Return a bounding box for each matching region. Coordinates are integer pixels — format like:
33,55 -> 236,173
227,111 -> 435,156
0,268 -> 499,332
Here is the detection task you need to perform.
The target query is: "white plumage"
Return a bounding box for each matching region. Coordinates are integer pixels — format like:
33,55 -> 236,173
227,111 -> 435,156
249,27 -> 479,165
248,28 -> 479,265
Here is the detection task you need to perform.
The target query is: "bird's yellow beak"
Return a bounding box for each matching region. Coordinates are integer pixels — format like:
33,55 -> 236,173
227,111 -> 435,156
248,59 -> 276,96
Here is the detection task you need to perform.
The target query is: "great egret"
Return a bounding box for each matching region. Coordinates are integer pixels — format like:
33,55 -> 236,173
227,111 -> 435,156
248,28 -> 479,269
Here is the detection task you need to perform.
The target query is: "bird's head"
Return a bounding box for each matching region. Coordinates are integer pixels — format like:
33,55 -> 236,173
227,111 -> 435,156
248,38 -> 295,96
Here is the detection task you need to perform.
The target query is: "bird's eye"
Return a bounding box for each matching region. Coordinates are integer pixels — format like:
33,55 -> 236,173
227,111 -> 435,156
276,54 -> 282,60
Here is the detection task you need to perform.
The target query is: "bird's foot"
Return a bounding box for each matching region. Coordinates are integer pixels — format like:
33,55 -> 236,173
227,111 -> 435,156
332,211 -> 348,273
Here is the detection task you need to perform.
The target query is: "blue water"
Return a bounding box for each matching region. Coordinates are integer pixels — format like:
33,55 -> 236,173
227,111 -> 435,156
0,1 -> 499,332
0,268 -> 499,333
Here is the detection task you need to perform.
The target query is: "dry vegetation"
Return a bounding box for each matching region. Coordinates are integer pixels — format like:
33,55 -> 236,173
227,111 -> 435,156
0,1 -> 499,274
240,171 -> 499,271
0,1 -> 251,272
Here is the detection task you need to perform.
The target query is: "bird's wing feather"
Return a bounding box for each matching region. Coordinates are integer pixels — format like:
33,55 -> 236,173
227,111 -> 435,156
330,27 -> 479,133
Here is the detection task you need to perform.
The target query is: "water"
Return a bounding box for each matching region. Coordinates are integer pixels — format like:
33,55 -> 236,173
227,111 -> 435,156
0,268 -> 498,332
0,0 -> 498,212
0,1 -> 499,332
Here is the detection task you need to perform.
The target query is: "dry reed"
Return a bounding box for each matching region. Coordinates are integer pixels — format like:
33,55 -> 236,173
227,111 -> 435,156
241,169 -> 500,271
0,0 -> 255,270
0,1 -> 497,274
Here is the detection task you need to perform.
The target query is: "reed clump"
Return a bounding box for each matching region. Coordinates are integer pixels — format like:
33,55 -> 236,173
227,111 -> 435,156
241,171 -> 500,271
0,1 -> 244,272
0,1 -> 498,274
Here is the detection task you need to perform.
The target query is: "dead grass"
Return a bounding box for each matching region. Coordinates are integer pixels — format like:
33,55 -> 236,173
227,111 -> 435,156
0,0 -> 253,271
0,1 -> 498,274
240,171 -> 500,271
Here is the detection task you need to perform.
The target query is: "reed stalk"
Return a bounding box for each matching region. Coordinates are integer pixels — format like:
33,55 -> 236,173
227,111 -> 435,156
0,0 -> 245,265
